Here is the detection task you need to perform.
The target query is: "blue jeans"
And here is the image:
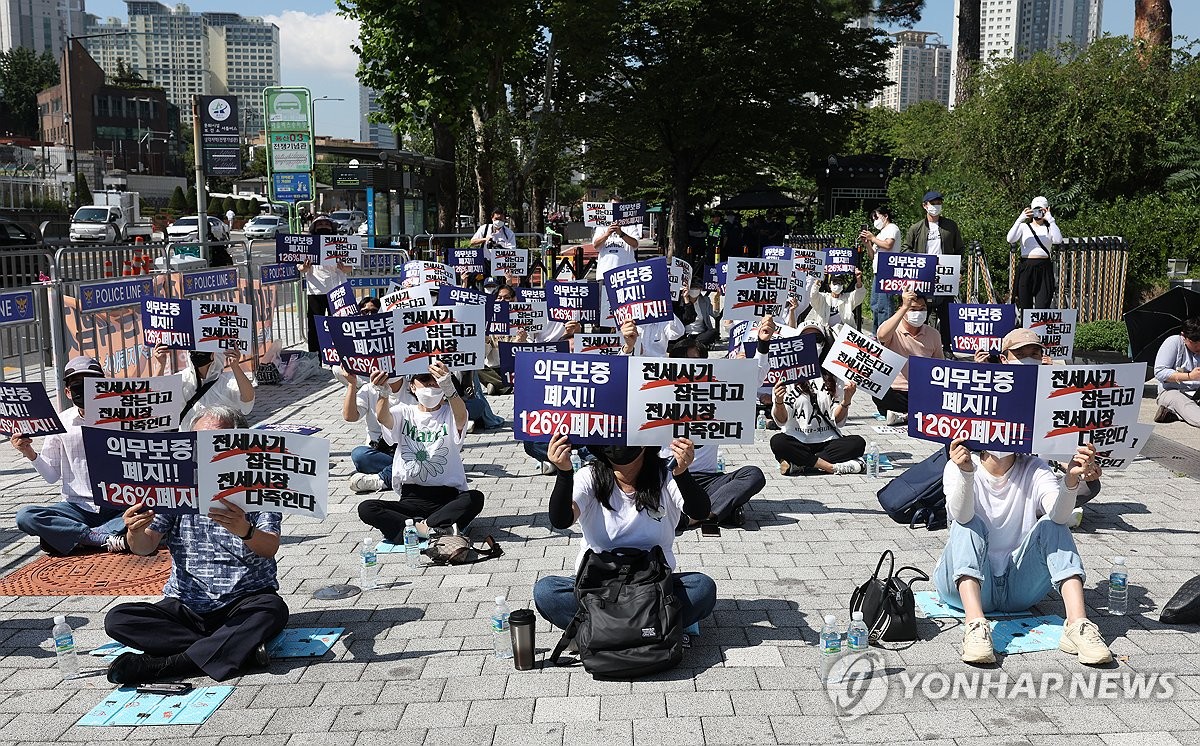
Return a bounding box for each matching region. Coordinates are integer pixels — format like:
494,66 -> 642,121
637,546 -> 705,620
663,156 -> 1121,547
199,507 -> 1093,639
934,515 -> 1086,614
465,371 -> 504,430
533,572 -> 717,630
870,287 -> 895,333
350,445 -> 393,485
16,500 -> 126,555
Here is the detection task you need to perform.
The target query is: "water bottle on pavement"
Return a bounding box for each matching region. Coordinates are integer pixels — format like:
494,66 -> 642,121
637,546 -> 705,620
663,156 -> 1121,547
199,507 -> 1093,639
491,596 -> 513,659
359,534 -> 379,591
52,615 -> 79,680
819,614 -> 843,683
1109,556 -> 1128,615
756,410 -> 767,430
403,519 -> 420,569
570,451 -> 582,472
716,452 -> 726,474
846,611 -> 869,663
866,441 -> 880,479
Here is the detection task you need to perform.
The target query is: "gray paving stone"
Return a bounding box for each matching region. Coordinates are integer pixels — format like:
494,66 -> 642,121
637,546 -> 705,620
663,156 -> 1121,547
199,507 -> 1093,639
493,722 -> 565,746
633,716 -> 704,746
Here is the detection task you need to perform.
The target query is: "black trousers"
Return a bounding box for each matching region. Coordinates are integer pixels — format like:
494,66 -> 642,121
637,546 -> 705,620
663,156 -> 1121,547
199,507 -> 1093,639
930,298 -> 952,351
1015,258 -> 1055,310
872,388 -> 909,415
692,467 -> 765,521
769,432 -> 866,469
104,591 -> 289,681
306,294 -> 329,353
358,483 -> 485,540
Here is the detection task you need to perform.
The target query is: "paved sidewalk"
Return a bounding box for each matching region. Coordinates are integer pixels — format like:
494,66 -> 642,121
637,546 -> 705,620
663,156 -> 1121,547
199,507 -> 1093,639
0,372 -> 1198,745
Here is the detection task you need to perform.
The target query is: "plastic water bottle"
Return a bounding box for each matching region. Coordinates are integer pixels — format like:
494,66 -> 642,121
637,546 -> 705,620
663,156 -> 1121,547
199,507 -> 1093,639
359,534 -> 379,591
846,611 -> 869,662
1109,556 -> 1128,615
819,614 -> 843,683
756,411 -> 767,430
716,452 -> 726,474
52,615 -> 79,680
403,519 -> 420,569
570,451 -> 582,472
491,595 -> 513,659
866,441 -> 880,479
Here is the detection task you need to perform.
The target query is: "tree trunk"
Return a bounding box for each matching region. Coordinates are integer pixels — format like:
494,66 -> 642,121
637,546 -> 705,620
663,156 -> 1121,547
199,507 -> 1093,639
1135,0 -> 1173,68
471,105 -> 495,226
432,118 -> 457,236
668,163 -> 692,260
531,175 -> 548,236
954,0 -> 981,106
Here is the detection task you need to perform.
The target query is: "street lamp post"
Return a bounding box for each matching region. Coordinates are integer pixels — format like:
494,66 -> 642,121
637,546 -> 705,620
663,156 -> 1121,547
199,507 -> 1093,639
63,111 -> 78,209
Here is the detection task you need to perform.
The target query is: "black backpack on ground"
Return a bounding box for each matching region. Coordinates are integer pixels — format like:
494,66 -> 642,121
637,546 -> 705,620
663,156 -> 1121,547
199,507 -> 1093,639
549,546 -> 683,679
876,446 -> 949,530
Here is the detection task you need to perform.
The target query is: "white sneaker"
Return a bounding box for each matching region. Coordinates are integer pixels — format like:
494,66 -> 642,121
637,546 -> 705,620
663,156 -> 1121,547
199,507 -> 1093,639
104,534 -> 129,553
833,459 -> 865,475
886,411 -> 906,426
465,421 -> 477,434
348,472 -> 386,493
1070,506 -> 1084,529
1060,619 -> 1113,665
540,461 -> 557,476
962,618 -> 996,664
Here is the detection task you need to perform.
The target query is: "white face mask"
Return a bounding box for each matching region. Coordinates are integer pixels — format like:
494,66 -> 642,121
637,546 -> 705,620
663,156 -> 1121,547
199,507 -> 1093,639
1009,356 -> 1041,366
906,310 -> 927,326
492,219 -> 504,229
925,204 -> 943,217
687,289 -> 701,299
830,284 -> 845,295
873,217 -> 885,230
414,388 -> 445,408
983,450 -> 1014,461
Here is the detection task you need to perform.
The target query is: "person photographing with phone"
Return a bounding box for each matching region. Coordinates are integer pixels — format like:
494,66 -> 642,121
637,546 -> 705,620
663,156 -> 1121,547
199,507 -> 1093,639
1007,196 -> 1062,310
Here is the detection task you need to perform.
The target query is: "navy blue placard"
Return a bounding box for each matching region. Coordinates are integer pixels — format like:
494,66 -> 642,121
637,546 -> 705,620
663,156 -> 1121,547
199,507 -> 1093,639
182,268 -> 239,298
487,301 -> 511,335
875,251 -> 938,295
78,277 -> 155,313
824,247 -> 860,275
141,298 -> 194,349
260,262 -> 299,285
0,382 -> 65,437
949,304 -> 1019,354
546,280 -> 601,324
82,427 -> 199,513
704,263 -> 727,293
314,316 -> 340,367
437,285 -> 488,306
498,340 -> 570,373
0,290 -> 35,325
612,201 -> 646,227
907,357 -> 1038,452
765,333 -> 822,385
327,282 -> 357,317
325,313 -> 396,375
513,352 -> 629,445
446,247 -> 486,275
604,257 -> 673,326
275,234 -> 319,264
762,246 -> 793,261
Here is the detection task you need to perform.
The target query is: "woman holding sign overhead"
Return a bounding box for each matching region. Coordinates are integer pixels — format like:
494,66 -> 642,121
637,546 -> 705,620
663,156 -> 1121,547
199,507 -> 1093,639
301,216 -> 352,353
768,372 -> 867,476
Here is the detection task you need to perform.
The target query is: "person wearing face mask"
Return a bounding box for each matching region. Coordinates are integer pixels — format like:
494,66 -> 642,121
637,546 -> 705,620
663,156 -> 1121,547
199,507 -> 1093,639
532,432 -> 716,632
470,209 -> 517,250
860,206 -> 901,333
1007,197 -> 1062,310
358,359 -> 485,539
345,296 -> 410,493
902,191 -> 963,351
769,368 -> 866,475
592,221 -> 641,281
300,216 -> 353,354
11,356 -> 131,554
153,344 -> 255,432
671,279 -> 718,351
937,436 -> 1112,665
874,287 -> 944,425
809,268 -> 866,331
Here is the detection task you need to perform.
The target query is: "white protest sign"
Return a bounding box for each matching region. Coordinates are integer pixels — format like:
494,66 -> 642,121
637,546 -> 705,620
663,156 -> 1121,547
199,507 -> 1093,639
1088,422 -> 1154,470
83,377 -> 185,432
488,247 -> 529,277
508,301 -> 548,337
393,304 -> 486,374
583,201 -> 644,239
793,248 -> 826,276
1032,363 -> 1146,459
1023,308 -> 1077,361
723,258 -> 789,323
669,257 -> 693,296
198,429 -> 329,519
193,300 -> 252,354
821,325 -> 906,397
625,357 -> 759,445
381,286 -> 431,311
573,333 -> 624,355
320,234 -> 362,268
935,254 -> 961,297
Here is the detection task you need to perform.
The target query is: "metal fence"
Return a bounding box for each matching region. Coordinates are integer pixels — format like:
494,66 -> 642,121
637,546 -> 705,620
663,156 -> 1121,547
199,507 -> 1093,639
0,250 -> 55,385
1005,237 -> 1129,323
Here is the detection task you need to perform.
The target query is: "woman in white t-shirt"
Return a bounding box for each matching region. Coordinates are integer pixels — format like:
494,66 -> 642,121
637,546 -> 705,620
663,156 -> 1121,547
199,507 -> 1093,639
860,206 -> 902,333
937,437 -> 1112,666
767,372 -> 866,476
1007,196 -> 1063,310
300,217 -> 350,353
532,433 -> 717,631
357,360 -> 484,539
808,267 -> 867,331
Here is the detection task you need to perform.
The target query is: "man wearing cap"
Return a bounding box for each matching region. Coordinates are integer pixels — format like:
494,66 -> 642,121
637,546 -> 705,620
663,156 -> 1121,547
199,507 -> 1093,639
874,287 -> 944,425
902,190 -> 964,352
1153,317 -> 1200,426
976,328 -> 1052,367
1007,197 -> 1062,310
9,356 -> 129,554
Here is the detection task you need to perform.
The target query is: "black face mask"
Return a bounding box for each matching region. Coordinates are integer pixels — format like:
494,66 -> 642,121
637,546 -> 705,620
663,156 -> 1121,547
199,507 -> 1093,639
597,445 -> 644,465
189,351 -> 214,369
67,380 -> 87,407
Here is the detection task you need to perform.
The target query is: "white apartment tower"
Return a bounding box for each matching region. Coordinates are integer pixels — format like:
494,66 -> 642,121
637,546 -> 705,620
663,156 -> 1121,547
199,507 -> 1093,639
359,87 -> 396,150
873,30 -> 951,111
950,0 -> 1103,102
82,1 -> 279,133
0,0 -> 87,57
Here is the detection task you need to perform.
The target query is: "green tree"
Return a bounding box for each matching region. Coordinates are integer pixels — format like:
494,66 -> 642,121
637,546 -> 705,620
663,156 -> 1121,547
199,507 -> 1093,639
0,48 -> 60,137
168,186 -> 187,212
73,172 -> 93,208
186,185 -> 198,212
220,196 -> 235,216
207,196 -> 222,214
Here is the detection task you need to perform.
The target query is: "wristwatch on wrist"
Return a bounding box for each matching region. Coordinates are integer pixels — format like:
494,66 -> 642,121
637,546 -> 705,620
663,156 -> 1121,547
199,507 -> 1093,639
239,523 -> 255,541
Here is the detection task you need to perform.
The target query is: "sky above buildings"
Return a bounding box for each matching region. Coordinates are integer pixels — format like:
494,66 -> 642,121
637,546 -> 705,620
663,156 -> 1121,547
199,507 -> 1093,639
83,0 -> 1200,142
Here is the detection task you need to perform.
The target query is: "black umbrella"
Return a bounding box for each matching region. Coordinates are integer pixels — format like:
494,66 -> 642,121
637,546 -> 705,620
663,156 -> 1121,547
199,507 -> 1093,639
1123,286 -> 1200,363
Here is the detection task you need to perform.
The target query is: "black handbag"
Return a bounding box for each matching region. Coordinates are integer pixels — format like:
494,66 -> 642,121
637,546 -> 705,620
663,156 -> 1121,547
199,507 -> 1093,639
849,550 -> 929,643
1161,574 -> 1200,625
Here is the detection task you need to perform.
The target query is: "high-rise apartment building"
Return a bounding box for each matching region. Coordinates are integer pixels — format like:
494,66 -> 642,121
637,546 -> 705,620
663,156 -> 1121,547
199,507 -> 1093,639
82,1 -> 278,133
0,0 -> 87,57
359,86 -> 396,150
872,30 -> 951,111
950,0 -> 1103,102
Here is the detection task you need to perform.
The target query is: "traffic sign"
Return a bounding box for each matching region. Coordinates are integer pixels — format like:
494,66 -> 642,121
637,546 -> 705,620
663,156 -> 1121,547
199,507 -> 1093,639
198,95 -> 241,177
272,173 -> 312,202
265,88 -> 311,132
268,132 -> 313,173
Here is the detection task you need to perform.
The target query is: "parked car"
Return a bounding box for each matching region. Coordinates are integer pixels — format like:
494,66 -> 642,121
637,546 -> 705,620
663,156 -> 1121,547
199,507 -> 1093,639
243,214 -> 282,239
329,210 -> 365,234
0,217 -> 46,287
167,216 -> 231,243
0,217 -> 38,248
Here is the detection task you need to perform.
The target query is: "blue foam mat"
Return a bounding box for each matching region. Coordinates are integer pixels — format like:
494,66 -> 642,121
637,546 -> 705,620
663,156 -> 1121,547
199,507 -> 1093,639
90,627 -> 344,660
376,540 -> 429,553
990,615 -> 1065,655
77,685 -> 234,727
915,590 -> 1034,620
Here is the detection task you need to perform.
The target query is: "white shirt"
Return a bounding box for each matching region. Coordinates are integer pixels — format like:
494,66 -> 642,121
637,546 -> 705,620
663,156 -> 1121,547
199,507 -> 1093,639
572,466 -> 684,570
658,443 -> 720,474
593,226 -> 637,279
1006,217 -> 1062,259
179,365 -> 254,431
472,223 -> 516,249
31,407 -> 96,511
354,385 -> 387,441
776,381 -> 845,444
925,220 -> 942,255
871,223 -> 902,271
383,402 -> 467,490
943,454 -> 1078,573
304,264 -> 348,295
635,317 -> 685,357
811,287 -> 866,330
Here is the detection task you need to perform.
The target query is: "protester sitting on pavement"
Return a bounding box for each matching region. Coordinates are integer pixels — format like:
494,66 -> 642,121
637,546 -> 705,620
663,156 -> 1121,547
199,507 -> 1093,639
533,432 -> 716,631
358,360 -> 485,539
10,356 -> 128,555
873,287 -> 943,424
300,216 -> 351,354
470,209 -> 516,249
937,437 -> 1112,665
808,268 -> 866,331
672,279 -> 718,351
619,316 -> 685,358
153,345 -> 255,432
769,370 -> 866,475
481,283 -> 522,396
104,405 -> 289,684
344,298 -> 408,492
1153,316 -> 1200,426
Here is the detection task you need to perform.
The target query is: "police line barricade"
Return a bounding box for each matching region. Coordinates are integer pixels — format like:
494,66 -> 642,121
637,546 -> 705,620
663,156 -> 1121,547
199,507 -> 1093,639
55,240 -> 170,282
1004,236 -> 1129,323
350,247 -> 413,298
0,248 -> 55,385
251,255 -> 305,359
